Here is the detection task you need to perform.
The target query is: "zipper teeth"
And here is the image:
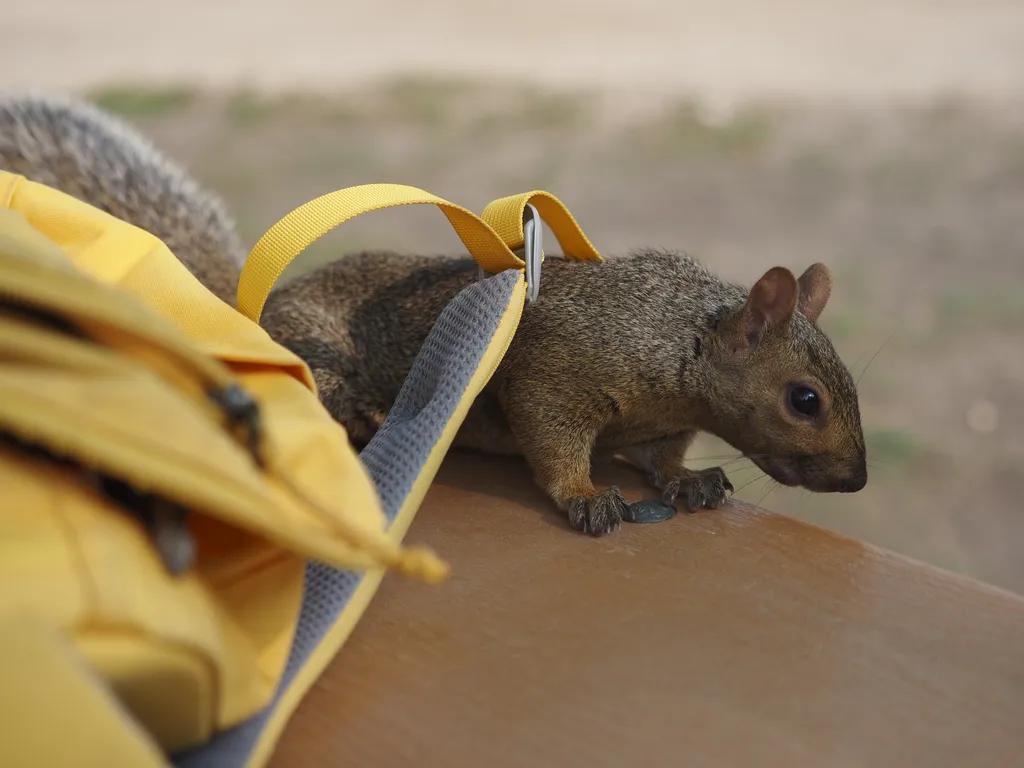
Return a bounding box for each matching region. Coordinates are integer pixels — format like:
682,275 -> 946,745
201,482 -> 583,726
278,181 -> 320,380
0,340 -> 440,574
1,415 -> 425,576
0,394 -> 399,570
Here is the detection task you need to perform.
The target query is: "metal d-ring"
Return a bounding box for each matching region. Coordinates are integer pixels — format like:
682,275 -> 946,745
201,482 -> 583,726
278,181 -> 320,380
521,203 -> 543,304
477,203 -> 544,305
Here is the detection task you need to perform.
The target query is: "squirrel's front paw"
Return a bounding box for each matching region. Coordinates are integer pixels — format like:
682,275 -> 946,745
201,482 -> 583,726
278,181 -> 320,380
567,488 -> 628,536
663,467 -> 734,511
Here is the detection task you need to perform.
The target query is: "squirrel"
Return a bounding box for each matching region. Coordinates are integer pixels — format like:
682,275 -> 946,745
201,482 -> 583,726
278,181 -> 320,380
264,251 -> 868,535
0,92 -> 868,539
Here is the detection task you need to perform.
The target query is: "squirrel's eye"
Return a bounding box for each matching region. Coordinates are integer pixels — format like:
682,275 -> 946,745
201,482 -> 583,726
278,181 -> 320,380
789,385 -> 821,418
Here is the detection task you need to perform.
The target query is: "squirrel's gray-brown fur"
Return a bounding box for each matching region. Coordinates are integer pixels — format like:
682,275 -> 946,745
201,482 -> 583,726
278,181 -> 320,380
0,91 -> 244,304
1,92 -> 868,538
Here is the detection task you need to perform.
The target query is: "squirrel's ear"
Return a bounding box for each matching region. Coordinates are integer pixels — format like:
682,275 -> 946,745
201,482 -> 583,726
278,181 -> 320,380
797,263 -> 832,323
735,266 -> 798,351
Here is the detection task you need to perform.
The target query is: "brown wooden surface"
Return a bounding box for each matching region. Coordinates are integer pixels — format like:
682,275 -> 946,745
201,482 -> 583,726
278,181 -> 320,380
269,452 -> 1024,767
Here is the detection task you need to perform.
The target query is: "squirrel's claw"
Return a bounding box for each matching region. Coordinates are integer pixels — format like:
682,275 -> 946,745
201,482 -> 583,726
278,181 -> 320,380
663,467 -> 733,512
567,488 -> 628,536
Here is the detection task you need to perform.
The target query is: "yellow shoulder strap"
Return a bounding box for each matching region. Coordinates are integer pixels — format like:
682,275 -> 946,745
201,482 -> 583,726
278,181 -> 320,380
236,184 -> 525,323
236,184 -> 604,324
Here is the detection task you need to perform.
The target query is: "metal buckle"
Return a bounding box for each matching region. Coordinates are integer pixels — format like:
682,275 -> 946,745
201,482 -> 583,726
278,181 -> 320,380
477,202 -> 544,304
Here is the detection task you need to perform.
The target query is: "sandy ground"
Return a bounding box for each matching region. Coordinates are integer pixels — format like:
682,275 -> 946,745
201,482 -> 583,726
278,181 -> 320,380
5,1 -> 1024,592
6,0 -> 1024,103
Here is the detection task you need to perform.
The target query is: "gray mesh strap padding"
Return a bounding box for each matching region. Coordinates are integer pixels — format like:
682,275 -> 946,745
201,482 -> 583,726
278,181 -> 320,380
172,269 -> 520,768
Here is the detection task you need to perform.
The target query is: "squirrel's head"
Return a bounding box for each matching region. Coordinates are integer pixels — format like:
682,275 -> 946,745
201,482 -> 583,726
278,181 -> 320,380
705,263 -> 867,494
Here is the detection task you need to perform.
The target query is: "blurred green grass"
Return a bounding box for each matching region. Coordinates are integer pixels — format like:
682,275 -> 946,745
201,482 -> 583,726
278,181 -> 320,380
89,85 -> 198,117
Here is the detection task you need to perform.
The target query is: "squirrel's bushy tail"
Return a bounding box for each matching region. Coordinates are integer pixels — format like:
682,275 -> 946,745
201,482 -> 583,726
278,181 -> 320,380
0,91 -> 245,305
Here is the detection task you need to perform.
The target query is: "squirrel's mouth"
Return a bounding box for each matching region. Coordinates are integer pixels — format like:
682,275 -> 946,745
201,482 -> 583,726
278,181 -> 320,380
747,454 -> 802,488
748,453 -> 868,494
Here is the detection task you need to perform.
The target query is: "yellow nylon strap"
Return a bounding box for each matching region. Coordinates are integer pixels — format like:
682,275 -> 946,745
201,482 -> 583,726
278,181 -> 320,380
236,184 -> 524,323
481,190 -> 603,262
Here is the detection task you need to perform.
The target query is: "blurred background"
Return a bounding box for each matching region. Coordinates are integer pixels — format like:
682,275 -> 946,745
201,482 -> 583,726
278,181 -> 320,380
5,0 -> 1024,592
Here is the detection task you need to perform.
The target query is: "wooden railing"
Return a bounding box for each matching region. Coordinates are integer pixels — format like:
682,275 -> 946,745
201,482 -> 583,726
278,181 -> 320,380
270,451 -> 1024,767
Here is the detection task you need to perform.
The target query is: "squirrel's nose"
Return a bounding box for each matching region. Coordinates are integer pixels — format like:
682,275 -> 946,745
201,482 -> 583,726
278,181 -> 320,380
838,475 -> 866,493
838,455 -> 868,492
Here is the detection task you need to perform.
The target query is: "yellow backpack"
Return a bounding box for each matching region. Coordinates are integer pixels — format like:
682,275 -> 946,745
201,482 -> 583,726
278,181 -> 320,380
0,171 -> 601,767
